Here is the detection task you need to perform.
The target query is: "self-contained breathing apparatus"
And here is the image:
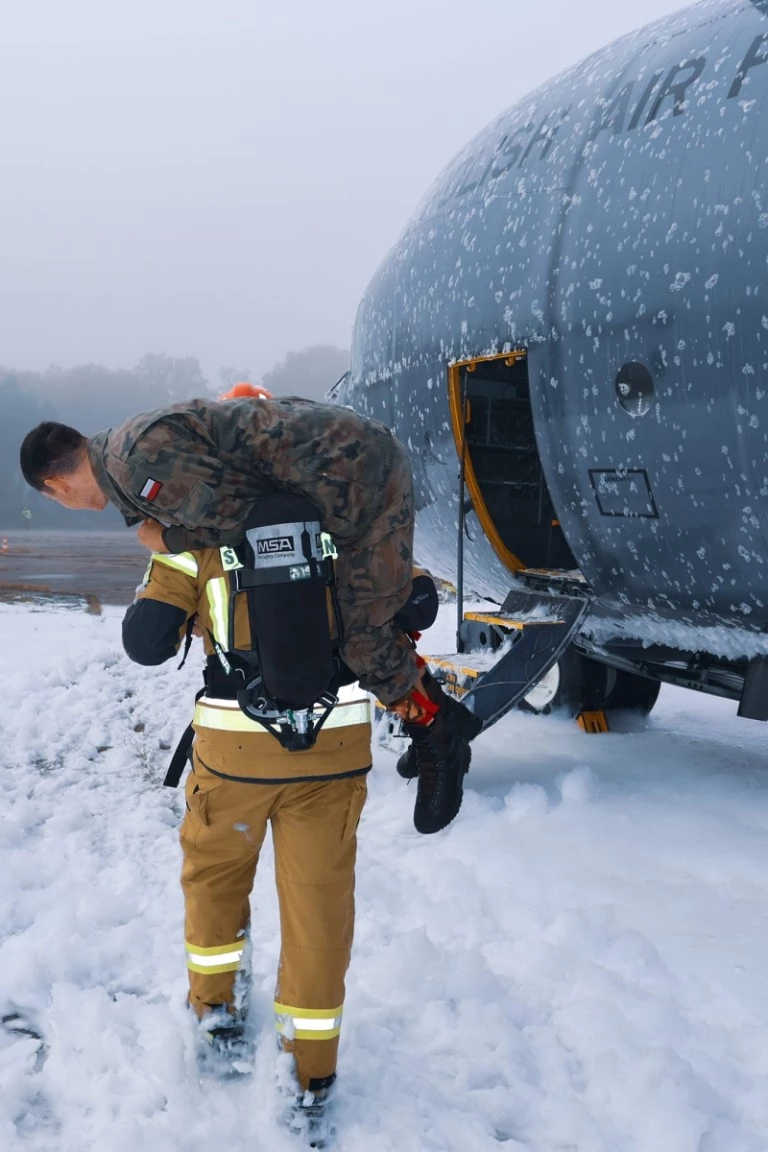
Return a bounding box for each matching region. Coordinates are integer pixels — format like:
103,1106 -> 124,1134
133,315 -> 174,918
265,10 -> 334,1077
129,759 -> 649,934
164,495 -> 344,787
163,495 -> 440,787
211,494 -> 344,753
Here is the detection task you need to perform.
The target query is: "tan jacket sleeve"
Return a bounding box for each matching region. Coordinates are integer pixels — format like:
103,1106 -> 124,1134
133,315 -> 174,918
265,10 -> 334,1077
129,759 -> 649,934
137,554 -> 200,617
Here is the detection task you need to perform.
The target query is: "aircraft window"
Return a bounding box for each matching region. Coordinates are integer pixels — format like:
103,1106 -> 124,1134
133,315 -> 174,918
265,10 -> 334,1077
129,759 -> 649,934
615,362 -> 654,417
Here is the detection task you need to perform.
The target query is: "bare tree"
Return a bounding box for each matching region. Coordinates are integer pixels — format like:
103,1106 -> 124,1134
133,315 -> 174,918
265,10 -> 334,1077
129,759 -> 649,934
262,345 -> 349,401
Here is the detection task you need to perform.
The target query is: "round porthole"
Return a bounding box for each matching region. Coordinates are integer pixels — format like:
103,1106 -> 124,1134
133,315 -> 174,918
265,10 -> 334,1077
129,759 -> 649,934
615,362 -> 654,417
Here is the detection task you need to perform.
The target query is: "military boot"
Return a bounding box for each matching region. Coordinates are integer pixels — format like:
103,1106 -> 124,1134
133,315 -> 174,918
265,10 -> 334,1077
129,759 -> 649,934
393,672 -> 482,833
396,746 -> 420,779
396,672 -> 482,780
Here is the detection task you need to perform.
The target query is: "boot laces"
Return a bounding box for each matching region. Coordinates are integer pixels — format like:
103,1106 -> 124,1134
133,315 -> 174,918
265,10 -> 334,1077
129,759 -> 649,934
414,731 -> 447,806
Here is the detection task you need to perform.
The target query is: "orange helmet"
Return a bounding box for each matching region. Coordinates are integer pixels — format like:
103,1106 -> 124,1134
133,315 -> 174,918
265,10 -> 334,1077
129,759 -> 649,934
218,381 -> 273,401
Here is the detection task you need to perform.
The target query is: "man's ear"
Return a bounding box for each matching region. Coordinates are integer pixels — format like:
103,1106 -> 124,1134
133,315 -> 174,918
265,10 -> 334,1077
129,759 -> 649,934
43,476 -> 67,498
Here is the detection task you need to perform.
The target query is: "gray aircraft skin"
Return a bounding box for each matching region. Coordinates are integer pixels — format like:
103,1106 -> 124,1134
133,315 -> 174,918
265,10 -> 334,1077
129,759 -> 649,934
335,0 -> 768,712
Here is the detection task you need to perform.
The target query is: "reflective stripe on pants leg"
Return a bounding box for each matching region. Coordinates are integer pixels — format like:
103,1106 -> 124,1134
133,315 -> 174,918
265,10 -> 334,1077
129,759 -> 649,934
274,1001 -> 343,1042
186,938 -> 245,976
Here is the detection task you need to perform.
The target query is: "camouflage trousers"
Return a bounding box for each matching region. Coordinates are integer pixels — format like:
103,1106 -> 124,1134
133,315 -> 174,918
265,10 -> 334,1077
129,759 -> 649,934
334,435 -> 419,706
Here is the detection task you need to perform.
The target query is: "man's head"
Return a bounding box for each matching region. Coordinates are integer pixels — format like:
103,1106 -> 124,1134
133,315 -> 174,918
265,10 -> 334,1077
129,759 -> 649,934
19,422 -> 108,510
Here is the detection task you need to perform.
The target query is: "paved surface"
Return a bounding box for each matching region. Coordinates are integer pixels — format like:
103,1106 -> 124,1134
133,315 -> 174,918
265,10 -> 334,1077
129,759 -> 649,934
0,530 -> 148,606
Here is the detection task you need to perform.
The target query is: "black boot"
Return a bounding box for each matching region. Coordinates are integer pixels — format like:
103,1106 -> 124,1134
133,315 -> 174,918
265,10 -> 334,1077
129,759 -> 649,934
403,678 -> 482,834
195,1006 -> 253,1076
397,674 -> 482,781
396,745 -> 420,779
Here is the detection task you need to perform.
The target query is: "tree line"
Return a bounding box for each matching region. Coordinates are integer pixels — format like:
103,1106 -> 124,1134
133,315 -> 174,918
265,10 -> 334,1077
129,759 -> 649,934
1,345 -> 348,530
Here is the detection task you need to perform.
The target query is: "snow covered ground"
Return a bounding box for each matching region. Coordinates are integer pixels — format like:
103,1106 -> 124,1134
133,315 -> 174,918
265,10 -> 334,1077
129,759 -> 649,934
2,600 -> 768,1152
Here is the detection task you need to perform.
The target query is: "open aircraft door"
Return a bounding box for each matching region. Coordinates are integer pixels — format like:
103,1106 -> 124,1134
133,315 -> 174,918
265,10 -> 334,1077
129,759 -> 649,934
426,353 -> 594,731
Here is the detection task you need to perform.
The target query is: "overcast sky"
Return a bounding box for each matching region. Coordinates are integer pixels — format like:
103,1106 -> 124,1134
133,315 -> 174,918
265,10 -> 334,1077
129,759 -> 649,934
0,0 -> 690,381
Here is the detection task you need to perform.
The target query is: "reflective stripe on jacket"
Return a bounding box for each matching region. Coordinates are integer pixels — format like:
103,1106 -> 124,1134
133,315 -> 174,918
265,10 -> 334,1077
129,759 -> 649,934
133,548 -> 373,782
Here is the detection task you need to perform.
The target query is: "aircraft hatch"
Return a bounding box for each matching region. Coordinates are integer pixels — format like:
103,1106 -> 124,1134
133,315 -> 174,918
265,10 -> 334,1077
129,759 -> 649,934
430,354 -> 590,730
448,352 -> 576,574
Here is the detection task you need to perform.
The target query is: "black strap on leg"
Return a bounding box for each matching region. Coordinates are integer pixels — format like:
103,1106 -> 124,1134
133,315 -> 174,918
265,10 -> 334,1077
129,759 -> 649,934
163,687 -> 206,787
176,616 -> 197,670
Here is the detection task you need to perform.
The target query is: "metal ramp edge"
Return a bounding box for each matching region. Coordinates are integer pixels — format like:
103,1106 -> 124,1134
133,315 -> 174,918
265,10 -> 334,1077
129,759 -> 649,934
428,584 -> 593,732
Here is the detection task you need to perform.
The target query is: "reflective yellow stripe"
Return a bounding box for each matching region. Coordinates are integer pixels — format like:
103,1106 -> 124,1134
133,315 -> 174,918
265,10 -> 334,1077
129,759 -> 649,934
152,552 -> 199,577
193,698 -> 371,734
187,959 -> 242,975
206,576 -> 229,647
186,938 -> 245,976
280,1025 -> 341,1041
274,1003 -> 344,1020
186,940 -> 246,957
274,1002 -> 343,1041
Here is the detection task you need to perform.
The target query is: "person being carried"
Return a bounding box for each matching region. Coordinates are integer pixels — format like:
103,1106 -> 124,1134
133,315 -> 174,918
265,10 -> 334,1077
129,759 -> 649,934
21,395 -> 482,833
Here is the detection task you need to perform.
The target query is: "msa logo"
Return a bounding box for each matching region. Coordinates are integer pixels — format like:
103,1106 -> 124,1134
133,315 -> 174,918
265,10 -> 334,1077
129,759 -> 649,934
256,535 -> 294,555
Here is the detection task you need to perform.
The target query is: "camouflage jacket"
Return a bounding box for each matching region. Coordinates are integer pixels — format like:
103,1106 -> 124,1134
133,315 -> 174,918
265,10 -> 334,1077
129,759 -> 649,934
87,396 -> 398,554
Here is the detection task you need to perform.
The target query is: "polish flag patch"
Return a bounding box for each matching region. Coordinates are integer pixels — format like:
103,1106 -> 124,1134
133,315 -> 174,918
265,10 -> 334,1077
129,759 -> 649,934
140,478 -> 163,502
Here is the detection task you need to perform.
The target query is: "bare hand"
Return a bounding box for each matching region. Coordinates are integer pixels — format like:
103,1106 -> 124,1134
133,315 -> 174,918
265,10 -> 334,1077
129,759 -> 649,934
137,519 -> 168,553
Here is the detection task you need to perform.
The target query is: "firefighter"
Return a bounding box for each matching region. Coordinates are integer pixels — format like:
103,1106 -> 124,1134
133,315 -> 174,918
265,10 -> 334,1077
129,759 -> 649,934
20,401 -> 482,833
121,535 -> 372,1144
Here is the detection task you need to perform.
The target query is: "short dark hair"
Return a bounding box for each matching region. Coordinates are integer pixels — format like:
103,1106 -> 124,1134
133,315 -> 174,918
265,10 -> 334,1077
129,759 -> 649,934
19,422 -> 87,491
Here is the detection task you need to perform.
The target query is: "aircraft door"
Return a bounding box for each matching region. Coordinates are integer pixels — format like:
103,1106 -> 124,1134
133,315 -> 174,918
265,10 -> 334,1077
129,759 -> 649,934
449,353 -> 576,572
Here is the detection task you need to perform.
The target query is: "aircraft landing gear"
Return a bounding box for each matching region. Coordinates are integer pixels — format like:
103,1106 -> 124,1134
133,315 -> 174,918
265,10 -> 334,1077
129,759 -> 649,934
601,666 -> 661,715
520,648 -> 661,718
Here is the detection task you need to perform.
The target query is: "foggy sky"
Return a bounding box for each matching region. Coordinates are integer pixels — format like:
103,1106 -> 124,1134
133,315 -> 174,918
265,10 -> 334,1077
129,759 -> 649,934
0,0 -> 689,381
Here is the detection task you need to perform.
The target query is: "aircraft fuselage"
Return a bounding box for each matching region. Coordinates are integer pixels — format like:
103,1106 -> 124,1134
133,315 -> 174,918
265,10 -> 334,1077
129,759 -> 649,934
339,0 -> 768,672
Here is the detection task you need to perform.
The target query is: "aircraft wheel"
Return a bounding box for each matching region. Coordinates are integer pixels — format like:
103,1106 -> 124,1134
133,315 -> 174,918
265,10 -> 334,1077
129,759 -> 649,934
602,667 -> 661,715
520,648 -> 610,716
520,663 -> 561,713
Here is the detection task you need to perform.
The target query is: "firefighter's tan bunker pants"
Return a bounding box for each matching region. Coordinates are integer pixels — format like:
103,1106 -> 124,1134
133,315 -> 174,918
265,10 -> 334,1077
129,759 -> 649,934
181,752 -> 368,1087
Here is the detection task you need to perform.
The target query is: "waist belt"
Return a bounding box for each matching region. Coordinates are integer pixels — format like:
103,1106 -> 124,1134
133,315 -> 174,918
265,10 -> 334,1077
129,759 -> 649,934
194,695 -> 371,734
164,692 -> 371,788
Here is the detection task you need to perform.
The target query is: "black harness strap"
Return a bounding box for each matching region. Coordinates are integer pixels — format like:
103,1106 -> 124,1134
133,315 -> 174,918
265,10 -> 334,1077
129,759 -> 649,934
176,617 -> 197,670
164,687 -> 207,788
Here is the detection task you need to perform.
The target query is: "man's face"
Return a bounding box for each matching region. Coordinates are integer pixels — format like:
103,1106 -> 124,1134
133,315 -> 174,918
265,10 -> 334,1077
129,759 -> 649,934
43,474 -> 108,511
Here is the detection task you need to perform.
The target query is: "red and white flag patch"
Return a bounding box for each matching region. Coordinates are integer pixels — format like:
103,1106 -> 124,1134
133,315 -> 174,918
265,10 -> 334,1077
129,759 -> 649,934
140,478 -> 163,502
